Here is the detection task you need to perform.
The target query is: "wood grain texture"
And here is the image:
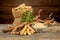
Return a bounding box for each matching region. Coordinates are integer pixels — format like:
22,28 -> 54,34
0,0 -> 60,24
0,24 -> 60,40
0,0 -> 60,7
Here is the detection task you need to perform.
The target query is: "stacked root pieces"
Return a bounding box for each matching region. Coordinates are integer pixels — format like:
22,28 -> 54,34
2,22 -> 36,35
2,3 -> 36,35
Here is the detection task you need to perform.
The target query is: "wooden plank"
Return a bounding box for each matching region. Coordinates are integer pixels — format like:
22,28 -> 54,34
33,7 -> 60,19
0,6 -> 59,15
39,15 -> 60,19
0,15 -> 14,19
0,6 -> 13,15
33,7 -> 58,14
0,0 -> 60,7
0,7 -> 60,19
0,19 -> 13,24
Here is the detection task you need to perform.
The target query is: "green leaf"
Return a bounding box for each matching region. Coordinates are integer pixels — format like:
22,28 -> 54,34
28,18 -> 33,23
20,10 -> 34,23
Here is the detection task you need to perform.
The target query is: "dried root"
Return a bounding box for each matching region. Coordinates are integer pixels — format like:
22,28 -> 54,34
2,22 -> 36,35
20,24 -> 36,35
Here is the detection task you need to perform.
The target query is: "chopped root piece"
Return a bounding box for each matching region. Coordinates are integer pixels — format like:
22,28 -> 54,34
27,28 -> 31,35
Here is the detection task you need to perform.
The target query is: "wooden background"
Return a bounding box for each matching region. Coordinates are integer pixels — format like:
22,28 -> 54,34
0,0 -> 60,24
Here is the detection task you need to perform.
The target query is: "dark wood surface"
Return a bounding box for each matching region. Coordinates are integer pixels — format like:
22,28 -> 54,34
0,0 -> 60,24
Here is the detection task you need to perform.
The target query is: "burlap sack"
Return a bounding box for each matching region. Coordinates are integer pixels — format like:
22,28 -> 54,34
12,4 -> 33,18
12,17 -> 22,26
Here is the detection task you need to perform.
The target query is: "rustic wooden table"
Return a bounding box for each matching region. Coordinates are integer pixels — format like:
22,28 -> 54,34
0,23 -> 60,40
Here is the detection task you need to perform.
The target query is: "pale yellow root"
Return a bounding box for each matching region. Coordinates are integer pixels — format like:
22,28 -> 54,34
15,3 -> 25,9
27,25 -> 35,33
20,24 -> 36,35
27,28 -> 31,35
20,25 -> 27,35
23,30 -> 27,35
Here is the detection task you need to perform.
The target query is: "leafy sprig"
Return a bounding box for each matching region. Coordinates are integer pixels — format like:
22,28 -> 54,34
21,10 -> 34,23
